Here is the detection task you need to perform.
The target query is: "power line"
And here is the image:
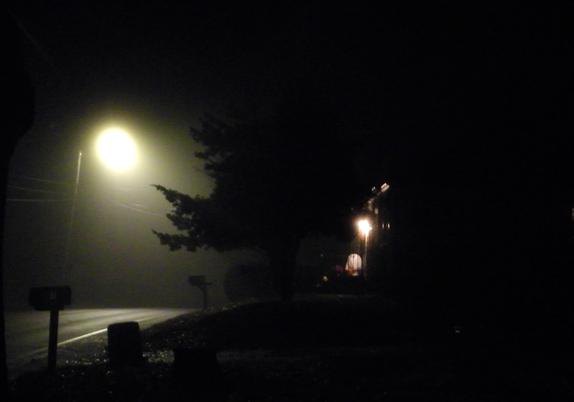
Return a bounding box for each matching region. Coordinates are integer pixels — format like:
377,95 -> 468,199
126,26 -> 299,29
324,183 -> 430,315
6,198 -> 71,203
110,200 -> 166,217
9,175 -> 71,186
8,185 -> 69,195
8,8 -> 60,76
114,185 -> 156,193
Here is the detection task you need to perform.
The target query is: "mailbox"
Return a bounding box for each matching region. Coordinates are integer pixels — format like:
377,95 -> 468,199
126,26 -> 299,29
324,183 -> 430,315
29,286 -> 72,311
188,275 -> 212,310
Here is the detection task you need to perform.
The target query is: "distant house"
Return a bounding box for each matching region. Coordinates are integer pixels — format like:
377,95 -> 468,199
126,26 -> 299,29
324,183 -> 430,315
345,253 -> 362,277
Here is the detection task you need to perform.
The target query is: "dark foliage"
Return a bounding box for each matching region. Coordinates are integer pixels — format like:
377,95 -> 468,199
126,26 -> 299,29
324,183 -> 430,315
154,95 -> 360,300
222,264 -> 274,302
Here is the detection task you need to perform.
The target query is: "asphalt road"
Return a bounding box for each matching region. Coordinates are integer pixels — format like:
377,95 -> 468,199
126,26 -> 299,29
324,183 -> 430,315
5,308 -> 192,377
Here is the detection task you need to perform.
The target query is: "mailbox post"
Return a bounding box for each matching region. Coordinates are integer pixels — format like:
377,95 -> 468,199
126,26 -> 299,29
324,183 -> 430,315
28,286 -> 71,371
188,276 -> 212,310
48,308 -> 59,370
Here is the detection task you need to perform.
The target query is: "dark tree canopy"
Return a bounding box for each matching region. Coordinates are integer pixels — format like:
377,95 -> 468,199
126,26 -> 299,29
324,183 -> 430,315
154,4 -> 574,313
154,95 -> 360,299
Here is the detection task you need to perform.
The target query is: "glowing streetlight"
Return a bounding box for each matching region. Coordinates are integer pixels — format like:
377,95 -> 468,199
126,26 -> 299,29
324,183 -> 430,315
63,127 -> 138,283
96,127 -> 137,172
357,218 -> 372,237
356,218 -> 372,279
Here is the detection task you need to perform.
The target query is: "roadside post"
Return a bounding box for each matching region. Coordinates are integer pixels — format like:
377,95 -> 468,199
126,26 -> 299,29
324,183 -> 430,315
188,275 -> 213,310
107,321 -> 144,369
28,286 -> 72,371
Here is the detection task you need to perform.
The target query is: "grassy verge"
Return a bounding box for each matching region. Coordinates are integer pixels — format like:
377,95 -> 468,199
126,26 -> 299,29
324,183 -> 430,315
9,294 -> 573,401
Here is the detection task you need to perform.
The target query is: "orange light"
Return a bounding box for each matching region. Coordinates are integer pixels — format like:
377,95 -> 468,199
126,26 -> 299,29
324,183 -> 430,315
356,218 -> 372,236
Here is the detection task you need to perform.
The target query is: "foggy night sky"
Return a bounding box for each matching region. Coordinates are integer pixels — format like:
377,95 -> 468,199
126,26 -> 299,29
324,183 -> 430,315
4,3 -> 574,308
5,2 -> 292,308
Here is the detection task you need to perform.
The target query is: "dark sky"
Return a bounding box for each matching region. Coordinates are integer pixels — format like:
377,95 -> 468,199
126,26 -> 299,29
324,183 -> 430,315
5,3 -> 574,308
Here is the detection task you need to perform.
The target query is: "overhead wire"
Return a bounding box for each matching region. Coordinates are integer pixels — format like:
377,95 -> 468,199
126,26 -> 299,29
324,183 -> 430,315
9,174 -> 71,186
6,179 -> 72,203
8,185 -> 69,195
6,198 -> 71,203
108,199 -> 166,217
8,8 -> 61,76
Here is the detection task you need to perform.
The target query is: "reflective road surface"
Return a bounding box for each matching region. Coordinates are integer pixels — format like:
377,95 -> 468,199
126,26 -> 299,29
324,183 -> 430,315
5,308 -> 192,377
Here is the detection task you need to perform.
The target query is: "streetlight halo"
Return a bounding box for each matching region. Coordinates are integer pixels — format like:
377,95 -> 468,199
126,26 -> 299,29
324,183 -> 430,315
356,218 -> 372,236
96,128 -> 137,172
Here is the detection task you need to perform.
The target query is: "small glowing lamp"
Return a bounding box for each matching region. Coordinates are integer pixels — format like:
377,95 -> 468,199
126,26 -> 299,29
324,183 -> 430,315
356,218 -> 372,237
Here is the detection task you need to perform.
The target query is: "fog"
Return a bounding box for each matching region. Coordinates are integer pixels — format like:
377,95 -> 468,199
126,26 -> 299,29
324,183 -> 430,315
3,107 -> 262,310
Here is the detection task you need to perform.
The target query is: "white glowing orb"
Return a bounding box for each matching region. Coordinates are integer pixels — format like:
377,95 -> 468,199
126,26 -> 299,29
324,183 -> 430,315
96,128 -> 137,172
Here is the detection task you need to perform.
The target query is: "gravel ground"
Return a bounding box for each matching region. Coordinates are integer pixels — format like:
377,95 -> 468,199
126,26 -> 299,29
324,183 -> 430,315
9,295 -> 574,401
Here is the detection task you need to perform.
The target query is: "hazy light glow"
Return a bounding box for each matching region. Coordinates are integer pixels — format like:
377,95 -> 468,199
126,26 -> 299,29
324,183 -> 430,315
96,128 -> 137,172
356,218 -> 372,237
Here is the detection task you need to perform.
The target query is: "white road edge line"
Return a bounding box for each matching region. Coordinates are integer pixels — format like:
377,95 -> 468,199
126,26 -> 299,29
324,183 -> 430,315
57,316 -> 158,347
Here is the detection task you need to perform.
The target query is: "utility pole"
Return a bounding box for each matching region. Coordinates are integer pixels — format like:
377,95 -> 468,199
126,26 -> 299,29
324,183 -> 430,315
63,151 -> 82,284
363,230 -> 369,279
